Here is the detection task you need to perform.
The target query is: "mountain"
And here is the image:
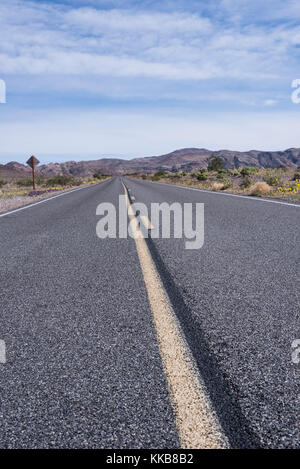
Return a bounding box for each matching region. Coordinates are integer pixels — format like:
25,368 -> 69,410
1,148 -> 300,179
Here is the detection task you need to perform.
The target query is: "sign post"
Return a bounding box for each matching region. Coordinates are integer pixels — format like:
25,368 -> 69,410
26,156 -> 40,190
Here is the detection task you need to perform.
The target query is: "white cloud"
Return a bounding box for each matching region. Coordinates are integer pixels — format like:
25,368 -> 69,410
0,0 -> 299,82
65,8 -> 212,34
0,51 -> 226,79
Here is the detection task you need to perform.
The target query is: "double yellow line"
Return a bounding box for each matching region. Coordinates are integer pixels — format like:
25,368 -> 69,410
122,182 -> 228,449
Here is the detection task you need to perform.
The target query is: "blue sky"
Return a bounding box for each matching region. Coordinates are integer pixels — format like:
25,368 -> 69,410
0,0 -> 300,163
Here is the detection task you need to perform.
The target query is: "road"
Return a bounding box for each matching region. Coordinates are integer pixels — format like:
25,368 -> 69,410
0,177 -> 299,448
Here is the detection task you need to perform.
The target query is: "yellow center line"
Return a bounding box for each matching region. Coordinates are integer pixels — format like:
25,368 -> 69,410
122,182 -> 228,449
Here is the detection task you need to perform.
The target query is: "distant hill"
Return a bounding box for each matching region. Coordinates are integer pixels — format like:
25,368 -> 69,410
1,147 -> 300,179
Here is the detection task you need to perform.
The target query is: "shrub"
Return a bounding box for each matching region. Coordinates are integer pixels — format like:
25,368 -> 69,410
45,175 -> 74,186
16,179 -> 33,187
211,182 -> 224,191
207,155 -> 224,171
216,171 -> 227,180
221,178 -> 232,189
197,173 -> 207,181
33,176 -> 46,185
293,172 -> 300,181
240,176 -> 252,188
0,179 -> 6,188
240,166 -> 259,176
154,170 -> 167,178
250,182 -> 272,197
71,178 -> 83,186
141,174 -> 147,180
93,173 -> 104,179
192,170 -> 203,178
229,169 -> 241,176
263,175 -> 281,186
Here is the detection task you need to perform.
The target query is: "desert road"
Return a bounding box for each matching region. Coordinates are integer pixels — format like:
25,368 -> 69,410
0,177 -> 299,449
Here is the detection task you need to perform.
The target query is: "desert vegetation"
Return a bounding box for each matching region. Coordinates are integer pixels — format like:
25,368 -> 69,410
133,160 -> 300,202
0,174 -> 109,213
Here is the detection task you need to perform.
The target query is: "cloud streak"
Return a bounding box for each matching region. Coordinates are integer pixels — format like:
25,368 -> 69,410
0,0 -> 299,82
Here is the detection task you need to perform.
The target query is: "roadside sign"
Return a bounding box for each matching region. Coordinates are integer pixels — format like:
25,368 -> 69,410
26,156 -> 40,169
26,155 -> 40,190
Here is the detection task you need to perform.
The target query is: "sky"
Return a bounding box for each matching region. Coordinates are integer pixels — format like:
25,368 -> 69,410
0,0 -> 300,163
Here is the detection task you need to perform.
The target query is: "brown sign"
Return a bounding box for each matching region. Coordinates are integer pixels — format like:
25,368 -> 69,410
26,156 -> 40,169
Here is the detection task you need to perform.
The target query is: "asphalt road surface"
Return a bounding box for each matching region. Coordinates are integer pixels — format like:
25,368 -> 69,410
0,177 -> 299,448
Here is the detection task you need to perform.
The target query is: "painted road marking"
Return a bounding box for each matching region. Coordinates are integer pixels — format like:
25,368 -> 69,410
0,180 -> 110,219
143,180 -> 300,208
0,340 -> 6,364
122,183 -> 228,449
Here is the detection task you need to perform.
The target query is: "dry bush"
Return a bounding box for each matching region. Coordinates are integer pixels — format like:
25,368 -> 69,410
250,181 -> 272,196
211,182 -> 224,191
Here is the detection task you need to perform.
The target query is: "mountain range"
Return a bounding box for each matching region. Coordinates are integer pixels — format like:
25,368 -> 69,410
1,147 -> 300,179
